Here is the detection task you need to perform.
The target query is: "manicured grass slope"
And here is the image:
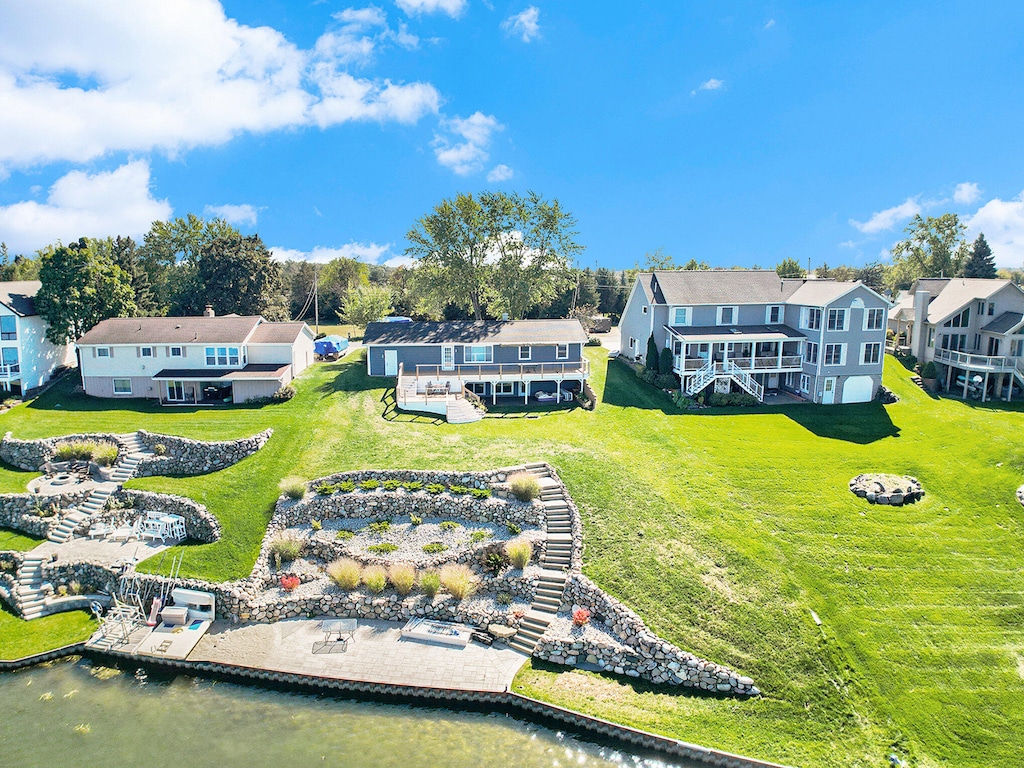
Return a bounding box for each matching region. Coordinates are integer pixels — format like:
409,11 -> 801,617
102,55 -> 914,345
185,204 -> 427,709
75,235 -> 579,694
2,352 -> 1022,766
0,604 -> 96,660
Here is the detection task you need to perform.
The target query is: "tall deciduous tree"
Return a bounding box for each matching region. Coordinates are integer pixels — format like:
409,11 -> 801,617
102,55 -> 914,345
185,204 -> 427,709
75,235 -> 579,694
886,213 -> 969,291
36,239 -> 136,344
340,284 -> 393,327
961,233 -> 997,279
776,257 -> 807,278
176,235 -> 285,318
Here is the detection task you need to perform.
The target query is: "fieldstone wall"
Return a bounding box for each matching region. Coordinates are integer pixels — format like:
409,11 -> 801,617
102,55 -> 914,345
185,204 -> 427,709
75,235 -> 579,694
849,473 -> 924,505
0,491 -> 88,538
134,428 -> 273,477
1,432 -> 123,471
531,573 -> 758,696
312,468 -> 511,491
43,561 -> 120,597
0,551 -> 23,611
109,489 -> 222,543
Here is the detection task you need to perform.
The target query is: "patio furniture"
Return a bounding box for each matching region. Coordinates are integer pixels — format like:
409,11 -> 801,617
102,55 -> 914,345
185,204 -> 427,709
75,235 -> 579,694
313,618 -> 357,654
88,523 -> 114,539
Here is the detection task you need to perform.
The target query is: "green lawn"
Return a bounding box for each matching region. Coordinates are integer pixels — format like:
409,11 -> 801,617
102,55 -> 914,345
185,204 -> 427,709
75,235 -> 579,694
0,603 -> 96,660
1,351 -> 1022,767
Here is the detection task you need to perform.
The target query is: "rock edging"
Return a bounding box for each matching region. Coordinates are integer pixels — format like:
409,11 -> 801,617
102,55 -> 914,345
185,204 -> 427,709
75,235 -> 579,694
134,428 -> 273,476
849,473 -> 924,506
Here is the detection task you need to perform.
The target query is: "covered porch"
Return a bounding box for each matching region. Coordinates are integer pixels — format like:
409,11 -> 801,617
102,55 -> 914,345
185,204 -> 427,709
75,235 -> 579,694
667,326 -> 805,375
153,364 -> 290,405
933,348 -> 1024,402
402,360 -> 589,406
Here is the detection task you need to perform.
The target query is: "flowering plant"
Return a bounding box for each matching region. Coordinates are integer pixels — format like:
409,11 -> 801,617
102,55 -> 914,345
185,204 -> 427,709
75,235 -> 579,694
280,574 -> 300,592
572,607 -> 591,627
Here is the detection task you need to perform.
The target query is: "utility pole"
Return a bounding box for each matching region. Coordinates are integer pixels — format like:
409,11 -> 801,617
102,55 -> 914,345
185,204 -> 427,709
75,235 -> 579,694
313,265 -> 320,335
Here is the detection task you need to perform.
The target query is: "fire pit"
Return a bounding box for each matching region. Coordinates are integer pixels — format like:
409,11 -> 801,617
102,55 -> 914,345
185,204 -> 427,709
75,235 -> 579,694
849,473 -> 924,506
27,463 -> 98,496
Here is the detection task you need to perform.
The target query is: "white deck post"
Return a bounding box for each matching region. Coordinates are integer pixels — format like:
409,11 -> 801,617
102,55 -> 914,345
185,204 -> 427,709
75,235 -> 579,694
963,369 -> 969,399
983,371 -> 989,402
524,380 -> 529,404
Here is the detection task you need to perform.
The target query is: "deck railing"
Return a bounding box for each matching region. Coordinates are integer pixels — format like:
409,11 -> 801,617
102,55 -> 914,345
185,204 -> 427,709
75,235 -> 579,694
674,355 -> 802,373
933,347 -> 1022,373
411,359 -> 589,381
0,363 -> 20,380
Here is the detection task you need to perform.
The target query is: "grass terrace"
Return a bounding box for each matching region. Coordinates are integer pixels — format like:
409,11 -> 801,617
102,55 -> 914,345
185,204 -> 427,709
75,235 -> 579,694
1,350 -> 1023,767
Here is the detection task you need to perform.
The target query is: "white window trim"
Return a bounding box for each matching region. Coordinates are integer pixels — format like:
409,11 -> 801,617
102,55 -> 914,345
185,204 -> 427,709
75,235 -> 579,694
804,341 -> 819,365
170,346 -> 183,357
555,343 -> 569,360
672,306 -> 691,326
863,308 -> 885,331
716,305 -> 739,326
495,381 -> 516,395
140,346 -> 154,357
861,342 -> 882,365
518,345 -> 531,361
824,343 -> 846,366
464,345 -> 493,364
800,374 -> 811,393
112,378 -> 132,395
642,305 -> 648,314
827,308 -> 848,332
765,305 -> 783,324
96,347 -> 111,358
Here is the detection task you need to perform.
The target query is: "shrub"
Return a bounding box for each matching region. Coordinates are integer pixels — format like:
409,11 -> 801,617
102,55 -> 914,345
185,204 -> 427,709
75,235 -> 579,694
366,520 -> 391,535
470,488 -> 491,499
69,580 -> 82,596
382,479 -> 402,491
707,391 -> 759,407
439,521 -> 461,531
504,538 -> 532,569
409,514 -> 423,526
426,483 -> 445,494
57,584 -> 68,597
270,535 -> 303,562
572,607 -> 591,627
470,530 -> 492,543
335,529 -> 354,540
638,367 -> 658,384
54,440 -> 94,461
359,479 -> 380,491
653,372 -> 678,390
439,563 -> 477,600
496,592 -> 513,605
422,542 -> 448,554
659,347 -> 674,377
419,570 -> 441,597
362,565 -> 388,593
921,361 -> 938,379
449,485 -> 470,495
482,551 -> 506,575
279,476 -> 307,500
403,481 -> 423,492
367,542 -> 398,554
389,563 -> 417,595
645,334 -> 660,373
327,558 -> 362,590
280,574 -> 300,592
506,522 -> 522,535
508,473 -> 540,502
92,443 -> 119,467
310,519 -> 322,531
585,336 -> 603,346
271,384 -> 296,402
153,443 -> 167,456
337,480 -> 356,493
314,483 -> 336,496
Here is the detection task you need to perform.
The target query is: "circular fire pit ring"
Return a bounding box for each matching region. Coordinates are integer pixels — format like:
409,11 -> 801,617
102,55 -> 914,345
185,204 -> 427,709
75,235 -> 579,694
849,473 -> 924,506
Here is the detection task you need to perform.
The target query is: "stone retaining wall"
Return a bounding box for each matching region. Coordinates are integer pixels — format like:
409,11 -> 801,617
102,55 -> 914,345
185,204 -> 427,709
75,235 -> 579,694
1,432 -> 123,471
43,560 -> 120,597
135,428 -> 273,477
0,491 -> 88,538
109,489 -> 222,543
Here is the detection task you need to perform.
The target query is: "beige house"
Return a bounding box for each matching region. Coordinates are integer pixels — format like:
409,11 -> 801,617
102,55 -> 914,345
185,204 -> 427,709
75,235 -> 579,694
76,310 -> 314,404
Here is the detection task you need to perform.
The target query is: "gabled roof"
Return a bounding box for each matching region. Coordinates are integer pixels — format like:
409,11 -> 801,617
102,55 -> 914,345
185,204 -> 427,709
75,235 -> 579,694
786,280 -> 887,307
249,322 -> 310,344
982,311 -> 1024,335
363,319 -> 588,346
78,316 -> 264,345
0,280 -> 41,317
924,278 -> 1017,324
644,270 -> 802,305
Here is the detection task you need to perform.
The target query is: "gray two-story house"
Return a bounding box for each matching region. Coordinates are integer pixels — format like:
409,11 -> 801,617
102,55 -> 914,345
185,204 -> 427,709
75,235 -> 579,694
364,319 -> 590,422
620,270 -> 891,404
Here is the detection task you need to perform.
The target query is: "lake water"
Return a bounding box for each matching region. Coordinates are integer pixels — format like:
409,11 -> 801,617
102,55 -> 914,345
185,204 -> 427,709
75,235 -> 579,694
0,658 -> 693,768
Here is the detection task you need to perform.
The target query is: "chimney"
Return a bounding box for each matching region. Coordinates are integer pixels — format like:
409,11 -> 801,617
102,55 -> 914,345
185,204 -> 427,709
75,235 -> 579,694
912,290 -> 929,360
203,304 -> 215,318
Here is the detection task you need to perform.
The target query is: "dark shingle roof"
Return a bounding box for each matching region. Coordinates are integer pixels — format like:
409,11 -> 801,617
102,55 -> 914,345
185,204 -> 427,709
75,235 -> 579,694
363,319 -> 588,346
249,322 -> 309,344
667,324 -> 805,339
151,364 -> 290,380
645,270 -> 805,306
0,280 -> 41,316
78,316 -> 263,345
982,311 -> 1024,334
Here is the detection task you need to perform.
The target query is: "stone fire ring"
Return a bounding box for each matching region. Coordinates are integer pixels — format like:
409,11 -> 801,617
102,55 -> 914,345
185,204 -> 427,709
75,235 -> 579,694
1017,485 -> 1024,509
849,473 -> 924,506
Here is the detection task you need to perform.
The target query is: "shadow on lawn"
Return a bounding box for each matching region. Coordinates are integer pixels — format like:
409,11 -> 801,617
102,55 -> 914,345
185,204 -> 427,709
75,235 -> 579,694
379,388 -> 444,425
526,659 -> 740,701
316,357 -> 380,395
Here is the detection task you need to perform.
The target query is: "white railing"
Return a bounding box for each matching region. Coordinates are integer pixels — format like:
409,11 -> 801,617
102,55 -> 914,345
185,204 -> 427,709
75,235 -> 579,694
1016,357 -> 1024,384
675,355 -> 801,374
933,348 -> 1021,372
412,359 -> 589,381
684,361 -> 765,401
723,361 -> 764,401
685,361 -> 716,396
0,363 -> 20,380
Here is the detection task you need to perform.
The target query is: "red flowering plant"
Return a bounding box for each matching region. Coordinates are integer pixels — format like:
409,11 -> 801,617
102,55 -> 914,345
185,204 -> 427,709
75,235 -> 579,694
572,607 -> 591,627
280,574 -> 300,592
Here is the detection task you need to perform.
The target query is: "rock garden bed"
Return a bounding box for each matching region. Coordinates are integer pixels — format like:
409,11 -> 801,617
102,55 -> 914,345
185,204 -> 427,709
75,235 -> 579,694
849,473 -> 924,506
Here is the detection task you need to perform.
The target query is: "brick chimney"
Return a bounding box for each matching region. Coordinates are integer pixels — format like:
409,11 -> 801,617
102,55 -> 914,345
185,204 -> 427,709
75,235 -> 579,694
203,304 -> 215,318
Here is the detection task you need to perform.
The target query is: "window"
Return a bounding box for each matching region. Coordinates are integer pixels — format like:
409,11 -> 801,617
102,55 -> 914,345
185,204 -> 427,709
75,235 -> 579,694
97,347 -> 111,358
717,306 -> 738,325
113,378 -> 132,395
556,343 -> 569,360
2,348 -> 18,370
766,305 -> 783,324
824,343 -> 846,366
800,374 -> 811,393
518,345 -> 531,361
466,382 -> 486,395
944,307 -> 970,328
973,334 -> 981,351
0,316 -> 15,341
800,307 -> 822,330
495,381 -> 515,395
464,345 -> 492,363
140,346 -> 154,357
1012,339 -> 1024,357
206,346 -> 240,366
977,301 -> 985,314
827,308 -> 847,331
927,328 -> 935,348
170,346 -> 183,357
988,302 -> 996,316
804,342 -> 819,365
672,307 -> 690,326
642,305 -> 648,314
864,308 -> 885,331
861,342 -> 881,365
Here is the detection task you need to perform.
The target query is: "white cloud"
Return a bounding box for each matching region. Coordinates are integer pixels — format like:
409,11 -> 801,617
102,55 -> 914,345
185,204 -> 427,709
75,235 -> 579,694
690,78 -> 724,96
269,242 -> 395,264
203,203 -> 258,227
849,197 -> 921,234
0,161 -> 171,253
965,191 -> 1024,267
0,0 -> 440,172
764,18 -> 776,29
486,164 -> 514,182
838,240 -> 856,249
501,7 -> 540,42
433,112 -> 503,175
953,181 -> 981,205
395,0 -> 466,17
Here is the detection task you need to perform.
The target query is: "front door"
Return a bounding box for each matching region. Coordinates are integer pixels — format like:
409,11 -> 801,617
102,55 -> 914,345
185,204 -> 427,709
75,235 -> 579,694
384,350 -> 398,376
987,336 -> 1000,356
441,344 -> 455,371
822,377 -> 836,405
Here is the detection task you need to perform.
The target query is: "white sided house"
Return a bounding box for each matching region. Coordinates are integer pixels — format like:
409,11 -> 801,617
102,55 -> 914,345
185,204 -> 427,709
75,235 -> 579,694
0,280 -> 76,396
620,270 -> 891,405
888,277 -> 1024,401
76,309 -> 314,405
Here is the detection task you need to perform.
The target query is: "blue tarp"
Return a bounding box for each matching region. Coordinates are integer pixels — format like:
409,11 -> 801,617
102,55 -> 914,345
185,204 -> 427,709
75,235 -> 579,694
314,336 -> 349,357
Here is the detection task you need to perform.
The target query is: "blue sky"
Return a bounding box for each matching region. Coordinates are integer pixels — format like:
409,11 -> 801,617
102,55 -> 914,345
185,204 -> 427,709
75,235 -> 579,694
1,1 -> 1023,270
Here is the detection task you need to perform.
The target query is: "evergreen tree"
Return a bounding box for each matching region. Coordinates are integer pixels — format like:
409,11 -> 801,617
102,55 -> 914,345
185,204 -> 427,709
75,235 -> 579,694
659,346 -> 675,377
961,233 -> 997,279
645,334 -> 660,372
776,257 -> 806,278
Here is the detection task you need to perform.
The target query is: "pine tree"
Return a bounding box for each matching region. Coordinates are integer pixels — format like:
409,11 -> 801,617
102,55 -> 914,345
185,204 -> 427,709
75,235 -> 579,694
645,334 -> 660,372
961,233 -> 997,279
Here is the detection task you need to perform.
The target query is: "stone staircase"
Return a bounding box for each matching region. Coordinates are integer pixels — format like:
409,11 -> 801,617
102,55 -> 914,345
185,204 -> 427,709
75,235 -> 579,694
509,462 -> 574,656
15,555 -> 49,620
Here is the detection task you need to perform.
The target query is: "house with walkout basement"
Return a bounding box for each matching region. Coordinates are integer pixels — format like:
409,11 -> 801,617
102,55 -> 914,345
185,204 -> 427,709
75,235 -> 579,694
76,307 -> 314,404
364,319 -> 590,422
620,270 -> 891,404
888,277 -> 1024,401
0,280 -> 76,397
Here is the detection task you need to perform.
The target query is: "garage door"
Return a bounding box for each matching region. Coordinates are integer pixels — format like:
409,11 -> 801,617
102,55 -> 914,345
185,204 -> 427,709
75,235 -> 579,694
841,375 -> 874,404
